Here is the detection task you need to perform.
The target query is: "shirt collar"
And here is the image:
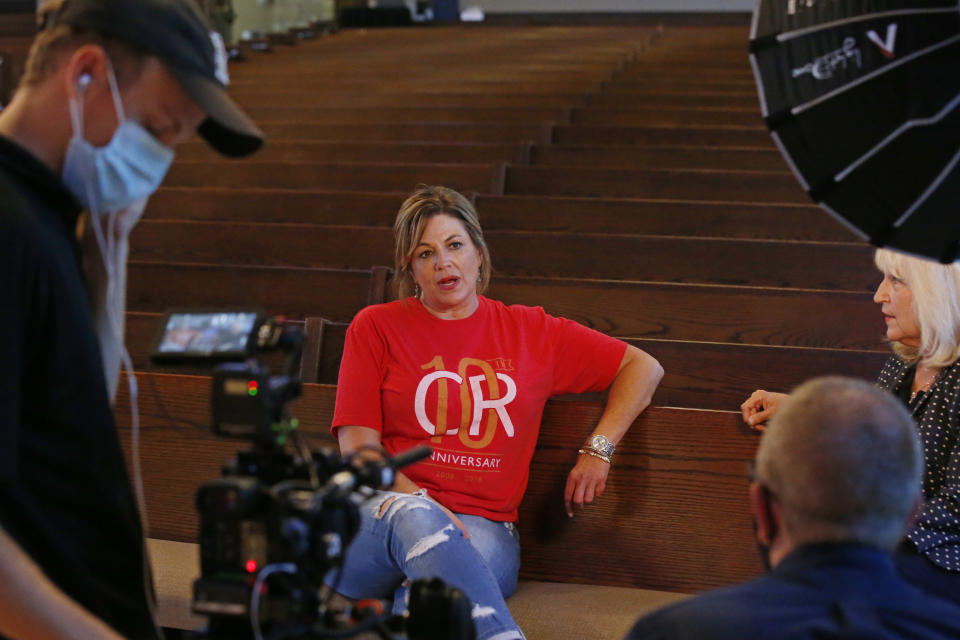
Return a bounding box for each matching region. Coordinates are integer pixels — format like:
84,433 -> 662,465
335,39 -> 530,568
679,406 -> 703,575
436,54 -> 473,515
773,542 -> 897,578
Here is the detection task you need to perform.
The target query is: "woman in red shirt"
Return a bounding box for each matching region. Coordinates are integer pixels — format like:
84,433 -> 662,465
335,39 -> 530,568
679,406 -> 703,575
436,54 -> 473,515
331,185 -> 663,639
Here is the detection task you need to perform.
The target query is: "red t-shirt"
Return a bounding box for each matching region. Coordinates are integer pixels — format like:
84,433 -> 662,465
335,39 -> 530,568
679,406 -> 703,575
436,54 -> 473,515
332,296 -> 626,521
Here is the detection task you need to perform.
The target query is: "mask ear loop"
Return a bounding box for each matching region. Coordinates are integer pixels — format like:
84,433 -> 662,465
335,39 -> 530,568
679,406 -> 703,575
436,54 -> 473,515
72,61 -> 159,638
101,61 -> 155,630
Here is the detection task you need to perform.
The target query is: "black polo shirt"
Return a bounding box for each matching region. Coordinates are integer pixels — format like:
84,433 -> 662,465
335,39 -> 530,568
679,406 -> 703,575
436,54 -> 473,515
0,136 -> 158,639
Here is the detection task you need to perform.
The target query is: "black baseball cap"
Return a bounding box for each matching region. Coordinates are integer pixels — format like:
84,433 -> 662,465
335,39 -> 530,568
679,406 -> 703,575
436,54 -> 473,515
44,0 -> 264,157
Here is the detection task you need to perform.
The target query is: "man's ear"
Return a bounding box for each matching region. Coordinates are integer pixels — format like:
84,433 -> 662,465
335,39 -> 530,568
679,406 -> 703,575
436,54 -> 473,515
749,482 -> 778,545
61,44 -> 109,100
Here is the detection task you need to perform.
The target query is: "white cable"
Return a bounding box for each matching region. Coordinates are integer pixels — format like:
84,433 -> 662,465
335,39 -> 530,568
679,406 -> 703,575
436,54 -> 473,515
75,72 -> 159,635
250,562 -> 298,640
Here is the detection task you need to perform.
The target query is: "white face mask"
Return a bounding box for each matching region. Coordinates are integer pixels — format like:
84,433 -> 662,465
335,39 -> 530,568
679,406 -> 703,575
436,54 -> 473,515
62,65 -> 175,215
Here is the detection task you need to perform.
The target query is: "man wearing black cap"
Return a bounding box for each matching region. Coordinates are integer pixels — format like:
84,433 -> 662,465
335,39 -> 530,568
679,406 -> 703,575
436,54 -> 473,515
0,1 -> 262,638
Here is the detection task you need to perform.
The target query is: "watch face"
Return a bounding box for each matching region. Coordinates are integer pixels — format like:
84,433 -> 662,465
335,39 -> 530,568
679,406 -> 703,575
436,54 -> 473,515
590,435 -> 614,456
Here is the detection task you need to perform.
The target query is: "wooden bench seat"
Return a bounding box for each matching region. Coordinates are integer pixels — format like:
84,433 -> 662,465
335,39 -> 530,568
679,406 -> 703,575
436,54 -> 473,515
146,189 -> 853,241
147,538 -> 688,639
505,166 -> 805,203
129,220 -> 877,291
163,161 -> 505,194
117,373 -> 763,594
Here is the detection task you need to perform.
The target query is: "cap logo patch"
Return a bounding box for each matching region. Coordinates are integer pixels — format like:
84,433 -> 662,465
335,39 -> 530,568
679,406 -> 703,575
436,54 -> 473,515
210,32 -> 230,85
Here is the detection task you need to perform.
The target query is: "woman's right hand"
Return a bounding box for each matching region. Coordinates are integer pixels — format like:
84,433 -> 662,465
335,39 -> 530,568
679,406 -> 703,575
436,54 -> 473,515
740,390 -> 789,430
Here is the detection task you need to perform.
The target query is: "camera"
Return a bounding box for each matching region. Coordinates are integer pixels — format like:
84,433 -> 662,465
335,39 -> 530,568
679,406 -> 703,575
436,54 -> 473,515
152,310 -> 476,640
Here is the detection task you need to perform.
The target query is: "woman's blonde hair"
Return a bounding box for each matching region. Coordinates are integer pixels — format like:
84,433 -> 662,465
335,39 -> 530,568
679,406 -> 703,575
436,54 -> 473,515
393,185 -> 492,299
875,248 -> 960,367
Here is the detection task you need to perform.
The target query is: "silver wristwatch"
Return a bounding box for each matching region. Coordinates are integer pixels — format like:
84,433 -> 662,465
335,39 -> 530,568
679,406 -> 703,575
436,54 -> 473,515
585,434 -> 615,458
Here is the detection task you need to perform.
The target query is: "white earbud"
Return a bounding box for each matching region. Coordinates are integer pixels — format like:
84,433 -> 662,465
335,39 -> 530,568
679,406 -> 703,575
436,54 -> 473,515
76,73 -> 92,93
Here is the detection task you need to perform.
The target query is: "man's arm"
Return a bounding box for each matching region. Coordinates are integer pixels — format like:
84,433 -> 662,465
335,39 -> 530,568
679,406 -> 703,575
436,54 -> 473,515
0,527 -> 124,640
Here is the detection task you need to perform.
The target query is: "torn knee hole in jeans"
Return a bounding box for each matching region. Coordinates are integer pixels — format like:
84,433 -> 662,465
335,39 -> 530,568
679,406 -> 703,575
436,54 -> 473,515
405,524 -> 455,561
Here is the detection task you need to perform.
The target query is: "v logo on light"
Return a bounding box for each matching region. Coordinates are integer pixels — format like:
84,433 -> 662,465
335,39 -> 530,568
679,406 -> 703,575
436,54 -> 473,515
867,23 -> 898,59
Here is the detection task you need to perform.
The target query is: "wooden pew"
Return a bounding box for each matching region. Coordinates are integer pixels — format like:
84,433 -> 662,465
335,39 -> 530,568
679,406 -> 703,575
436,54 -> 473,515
239,106 -> 572,124
238,317 -> 886,410
600,78 -> 756,92
126,263 -> 390,322
176,141 -> 533,165
571,107 -> 760,128
256,122 -> 553,144
530,145 -> 787,171
116,372 -> 763,593
585,92 -> 758,109
144,189 -> 855,241
474,195 -> 851,240
126,309 -> 887,413
228,92 -> 588,109
125,262 -> 882,350
228,79 -> 606,94
486,277 -> 881,350
504,166 -> 806,203
129,220 -> 878,291
163,161 -> 506,195
637,340 -> 886,410
552,125 -> 774,147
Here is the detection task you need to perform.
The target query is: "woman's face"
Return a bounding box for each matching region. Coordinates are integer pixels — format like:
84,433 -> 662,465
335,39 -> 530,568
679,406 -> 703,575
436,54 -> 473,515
409,213 -> 482,318
874,272 -> 921,346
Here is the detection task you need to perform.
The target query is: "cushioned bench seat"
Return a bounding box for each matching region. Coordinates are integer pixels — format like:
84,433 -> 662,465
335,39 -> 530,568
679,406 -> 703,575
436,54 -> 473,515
148,539 -> 688,640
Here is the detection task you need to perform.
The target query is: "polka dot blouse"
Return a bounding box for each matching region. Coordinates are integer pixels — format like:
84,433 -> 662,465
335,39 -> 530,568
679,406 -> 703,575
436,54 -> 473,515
877,356 -> 960,573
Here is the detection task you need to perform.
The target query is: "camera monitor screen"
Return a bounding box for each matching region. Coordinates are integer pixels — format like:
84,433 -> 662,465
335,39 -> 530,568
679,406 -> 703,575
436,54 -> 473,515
152,310 -> 261,361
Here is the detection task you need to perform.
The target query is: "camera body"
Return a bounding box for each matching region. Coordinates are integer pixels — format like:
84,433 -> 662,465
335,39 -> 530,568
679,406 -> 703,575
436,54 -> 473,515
152,310 -> 475,640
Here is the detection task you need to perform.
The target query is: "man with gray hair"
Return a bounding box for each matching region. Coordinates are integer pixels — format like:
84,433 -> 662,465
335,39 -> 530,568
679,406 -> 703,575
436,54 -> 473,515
625,376 -> 960,639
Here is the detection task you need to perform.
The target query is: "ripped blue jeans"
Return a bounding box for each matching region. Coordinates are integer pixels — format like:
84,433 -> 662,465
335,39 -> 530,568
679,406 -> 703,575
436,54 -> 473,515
327,490 -> 525,640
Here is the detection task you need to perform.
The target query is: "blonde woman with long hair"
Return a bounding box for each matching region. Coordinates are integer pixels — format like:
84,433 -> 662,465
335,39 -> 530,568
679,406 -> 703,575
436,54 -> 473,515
741,248 -> 960,604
